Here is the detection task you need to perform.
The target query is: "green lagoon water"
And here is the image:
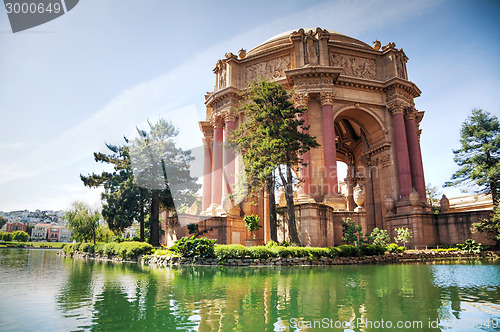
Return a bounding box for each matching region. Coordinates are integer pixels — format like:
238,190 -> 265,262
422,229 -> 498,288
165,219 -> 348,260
0,249 -> 499,331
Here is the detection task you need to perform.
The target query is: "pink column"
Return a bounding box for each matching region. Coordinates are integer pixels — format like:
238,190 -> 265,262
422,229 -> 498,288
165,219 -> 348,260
390,106 -> 412,198
202,138 -> 212,211
223,116 -> 236,198
299,111 -> 312,195
211,119 -> 224,205
405,112 -> 426,201
320,93 -> 338,194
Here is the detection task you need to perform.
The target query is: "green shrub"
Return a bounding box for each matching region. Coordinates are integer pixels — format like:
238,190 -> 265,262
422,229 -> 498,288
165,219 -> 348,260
94,243 -> 106,255
248,246 -> 275,259
272,246 -> 293,258
265,240 -> 279,248
117,242 -> 153,259
386,243 -> 406,253
79,243 -> 94,253
214,244 -> 250,260
12,231 -> 29,242
326,247 -> 340,258
103,242 -> 119,257
62,243 -> 75,255
170,236 -> 217,259
460,239 -> 483,253
359,244 -> 386,256
336,244 -> 359,257
0,232 -> 12,242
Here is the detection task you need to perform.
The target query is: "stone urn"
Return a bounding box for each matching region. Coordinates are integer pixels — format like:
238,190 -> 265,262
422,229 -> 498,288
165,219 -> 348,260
409,188 -> 420,207
372,40 -> 381,51
384,195 -> 395,213
353,184 -> 365,208
238,48 -> 246,59
440,194 -> 450,213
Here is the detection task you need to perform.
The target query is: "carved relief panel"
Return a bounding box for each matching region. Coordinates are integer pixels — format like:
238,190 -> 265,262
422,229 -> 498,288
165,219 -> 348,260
329,53 -> 376,80
245,55 -> 291,85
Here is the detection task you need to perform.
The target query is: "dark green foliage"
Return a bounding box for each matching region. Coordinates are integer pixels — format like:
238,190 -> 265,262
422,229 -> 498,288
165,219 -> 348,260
336,245 -> 359,257
1,232 -> 12,241
0,216 -> 7,229
170,236 -> 216,260
341,218 -> 370,247
446,109 -> 500,206
359,244 -> 386,256
187,223 -> 199,235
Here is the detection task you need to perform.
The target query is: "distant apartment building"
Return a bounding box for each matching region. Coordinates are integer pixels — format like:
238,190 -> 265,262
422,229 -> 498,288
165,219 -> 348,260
31,223 -> 72,242
5,222 -> 27,233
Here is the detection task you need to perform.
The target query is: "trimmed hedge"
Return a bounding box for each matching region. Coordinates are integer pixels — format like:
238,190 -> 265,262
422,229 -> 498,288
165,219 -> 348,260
63,241 -> 153,259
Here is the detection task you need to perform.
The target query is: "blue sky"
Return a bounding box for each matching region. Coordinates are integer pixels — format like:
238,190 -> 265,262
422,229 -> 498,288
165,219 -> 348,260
0,0 -> 499,211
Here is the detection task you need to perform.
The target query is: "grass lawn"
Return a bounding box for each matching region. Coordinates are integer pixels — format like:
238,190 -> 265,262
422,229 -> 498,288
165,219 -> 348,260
0,241 -> 70,249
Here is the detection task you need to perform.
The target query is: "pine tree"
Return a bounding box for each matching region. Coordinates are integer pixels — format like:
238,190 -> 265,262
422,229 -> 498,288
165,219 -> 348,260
230,80 -> 319,245
445,108 -> 500,206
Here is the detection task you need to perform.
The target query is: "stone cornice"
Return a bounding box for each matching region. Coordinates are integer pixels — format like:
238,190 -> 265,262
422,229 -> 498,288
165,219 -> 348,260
286,66 -> 342,81
383,77 -> 421,98
199,121 -> 214,139
365,142 -> 391,157
205,86 -> 242,108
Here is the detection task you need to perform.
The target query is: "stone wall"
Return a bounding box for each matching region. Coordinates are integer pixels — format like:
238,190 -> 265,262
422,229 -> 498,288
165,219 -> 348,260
435,210 -> 495,246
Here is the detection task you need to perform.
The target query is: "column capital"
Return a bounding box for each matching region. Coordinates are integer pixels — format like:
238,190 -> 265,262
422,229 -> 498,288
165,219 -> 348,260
222,109 -> 237,123
210,115 -> 224,128
404,108 -> 417,120
386,99 -> 408,116
319,91 -> 335,107
293,92 -> 309,108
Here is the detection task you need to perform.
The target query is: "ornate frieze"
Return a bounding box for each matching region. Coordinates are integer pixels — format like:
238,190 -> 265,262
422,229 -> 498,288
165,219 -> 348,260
329,53 -> 377,80
245,55 -> 291,84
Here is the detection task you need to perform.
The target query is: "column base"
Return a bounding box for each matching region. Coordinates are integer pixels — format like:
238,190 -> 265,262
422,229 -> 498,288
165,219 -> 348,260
323,193 -> 347,211
296,193 -> 316,204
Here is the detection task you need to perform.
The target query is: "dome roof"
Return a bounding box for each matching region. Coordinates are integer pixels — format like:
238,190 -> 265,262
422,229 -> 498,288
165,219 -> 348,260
247,28 -> 372,57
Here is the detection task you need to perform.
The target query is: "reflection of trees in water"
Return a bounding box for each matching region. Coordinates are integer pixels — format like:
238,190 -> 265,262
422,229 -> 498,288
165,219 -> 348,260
56,259 -> 196,331
54,258 -> 499,331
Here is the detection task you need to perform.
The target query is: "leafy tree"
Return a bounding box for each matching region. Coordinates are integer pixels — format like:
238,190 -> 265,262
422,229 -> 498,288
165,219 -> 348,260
394,227 -> 412,248
426,183 -> 442,214
244,214 -> 262,239
230,80 -> 319,245
445,108 -> 500,206
130,119 -> 200,247
370,227 -> 390,247
12,230 -> 29,242
81,143 -> 147,240
0,216 -> 7,229
65,202 -> 100,244
341,217 -> 370,247
82,119 -> 199,247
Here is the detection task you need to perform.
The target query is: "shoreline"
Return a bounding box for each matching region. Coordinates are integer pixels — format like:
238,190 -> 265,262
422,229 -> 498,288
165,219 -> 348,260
58,250 -> 500,268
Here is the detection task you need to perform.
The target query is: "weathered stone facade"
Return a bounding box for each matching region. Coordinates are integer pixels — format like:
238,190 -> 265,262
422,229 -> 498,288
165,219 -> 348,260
163,28 -> 495,248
